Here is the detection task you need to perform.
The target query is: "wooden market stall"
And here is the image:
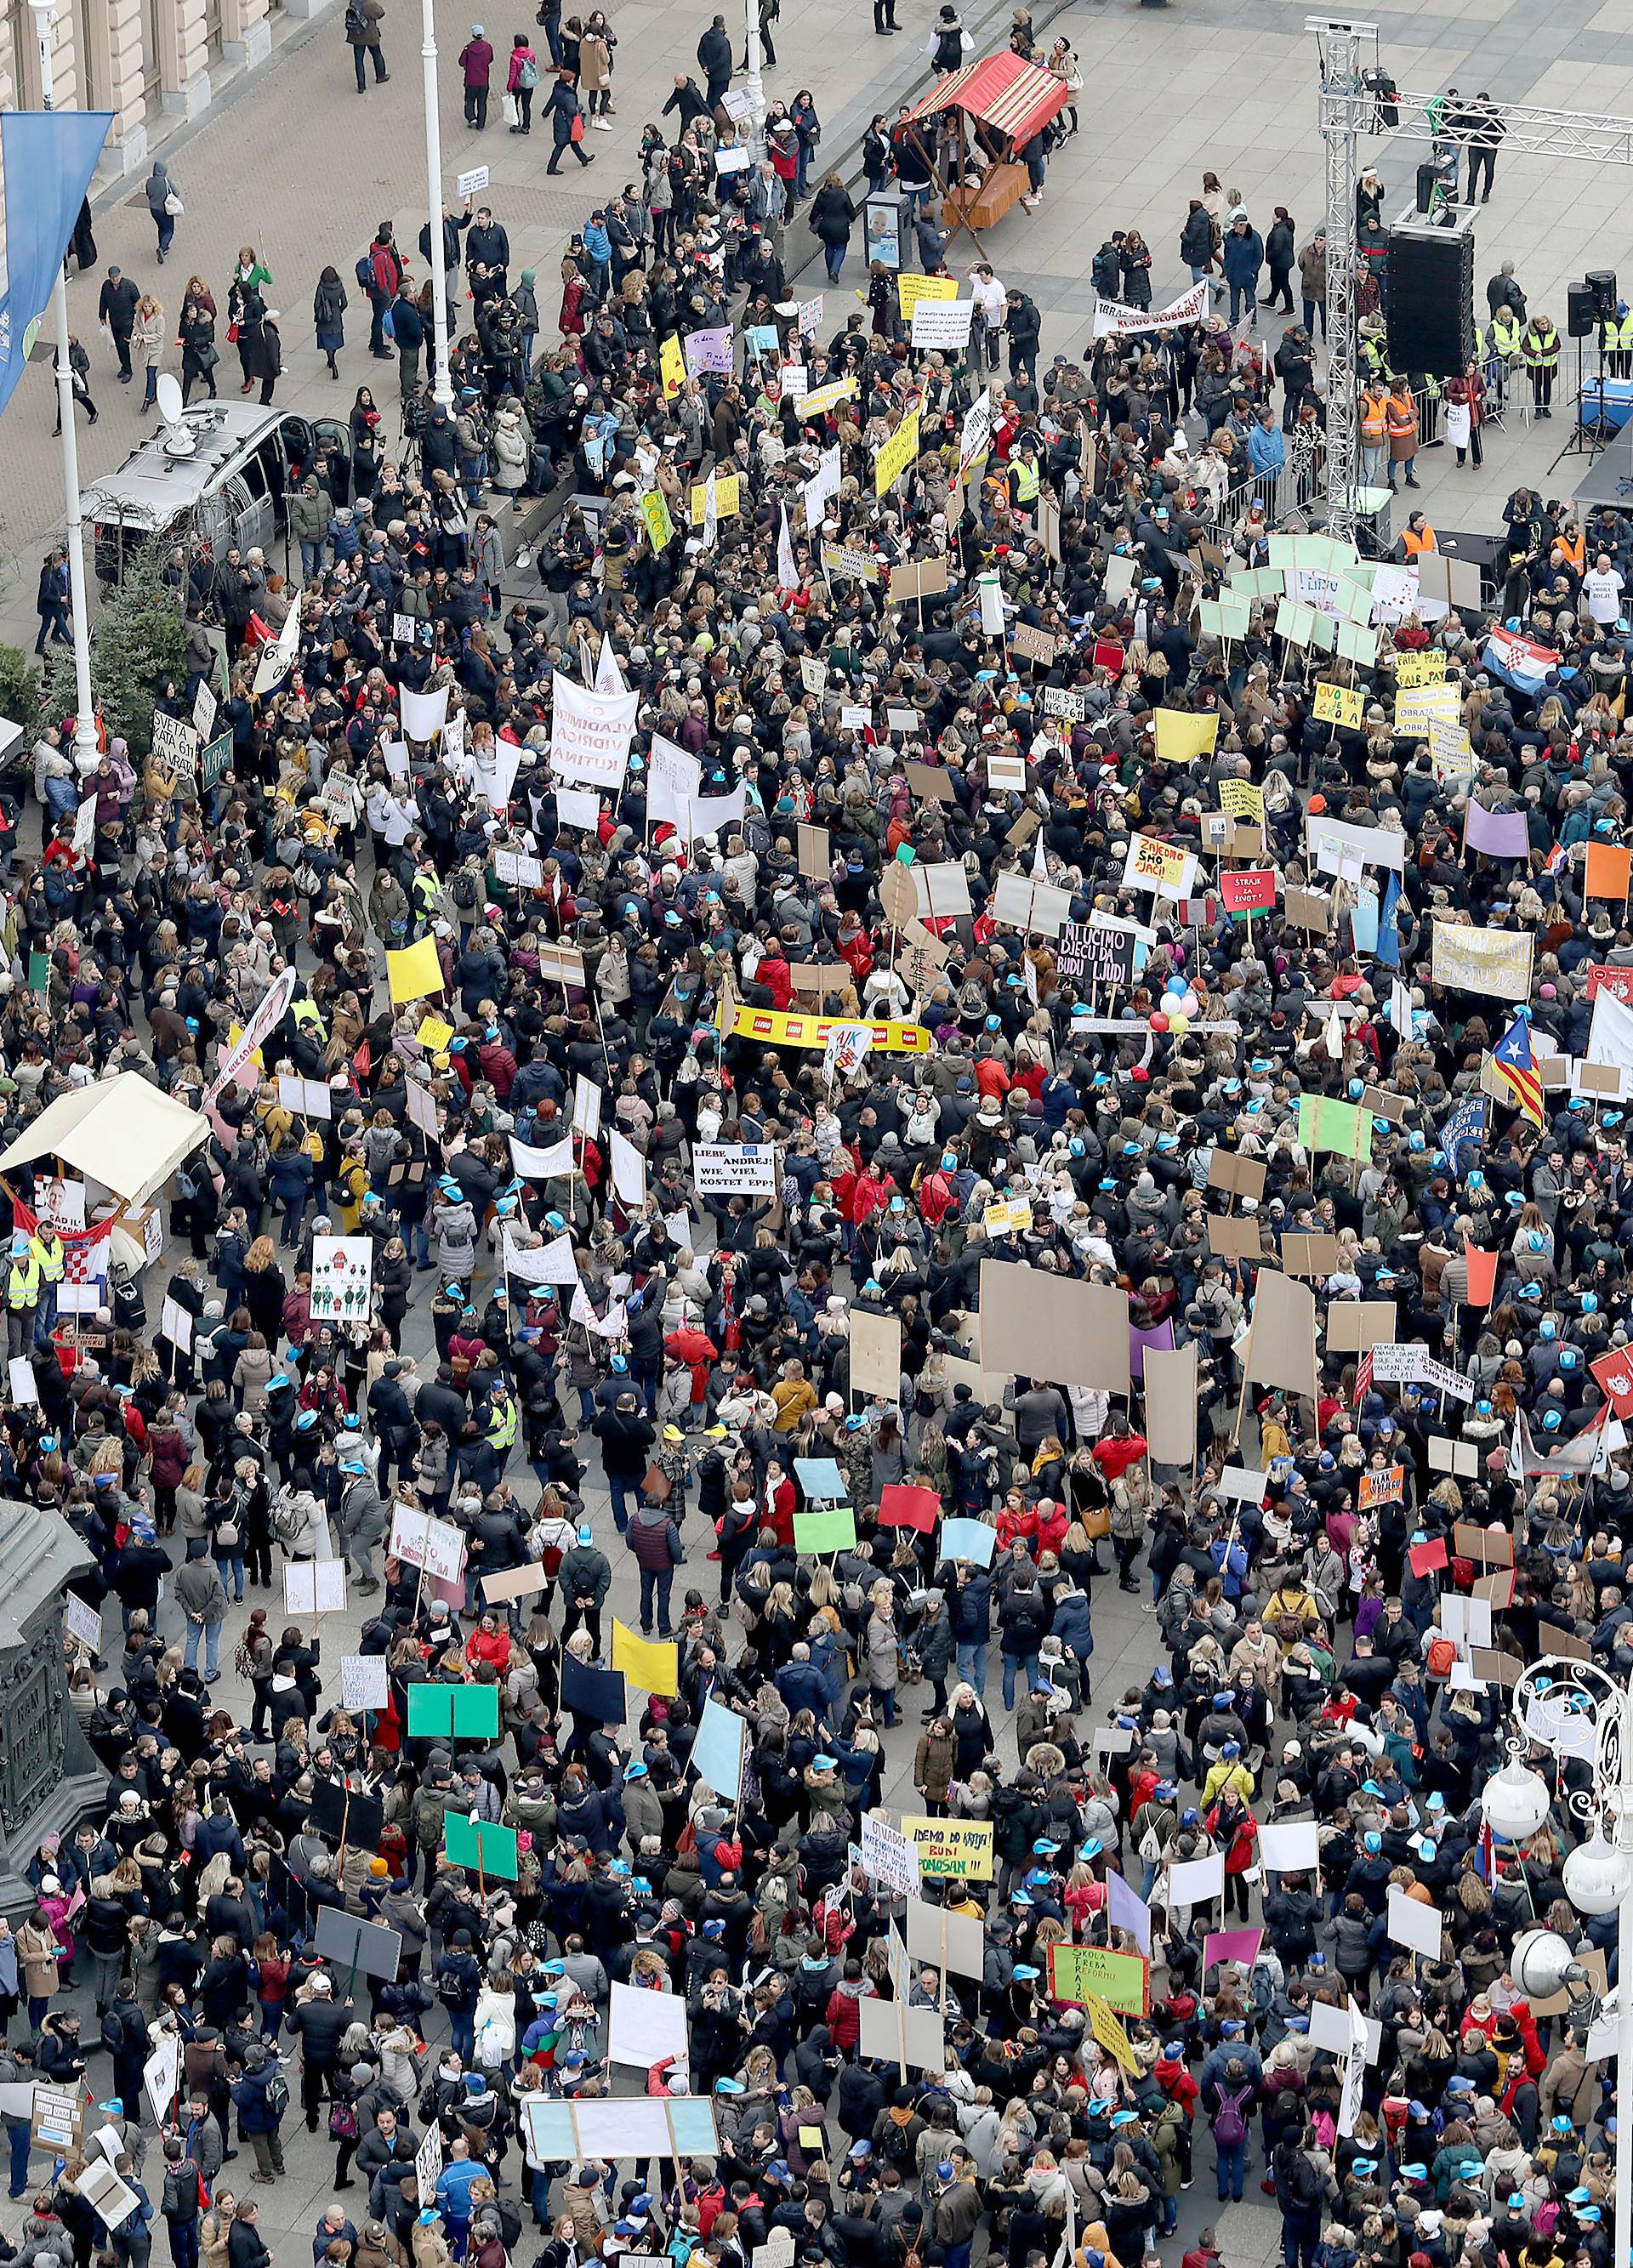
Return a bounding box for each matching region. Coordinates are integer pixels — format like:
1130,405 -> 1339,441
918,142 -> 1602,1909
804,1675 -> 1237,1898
896,50 -> 1071,236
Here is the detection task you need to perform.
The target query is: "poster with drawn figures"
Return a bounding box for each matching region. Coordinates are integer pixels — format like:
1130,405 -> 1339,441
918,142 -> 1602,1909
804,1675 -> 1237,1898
310,1236 -> 375,1323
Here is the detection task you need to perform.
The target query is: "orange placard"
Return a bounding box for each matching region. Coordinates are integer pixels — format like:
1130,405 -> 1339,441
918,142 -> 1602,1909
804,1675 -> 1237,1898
1585,842 -> 1632,901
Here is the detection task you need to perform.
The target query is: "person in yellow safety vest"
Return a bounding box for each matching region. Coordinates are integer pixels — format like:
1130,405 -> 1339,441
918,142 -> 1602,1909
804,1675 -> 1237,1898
1483,307 -> 1522,408
292,996 -> 328,1043
1385,382 -> 1420,491
473,1382 -> 517,1489
29,1222 -> 63,1349
1602,304 -> 1633,380
1522,314 -> 1561,417
1358,384 -> 1390,488
6,1231 -> 41,1360
1008,443 -> 1040,516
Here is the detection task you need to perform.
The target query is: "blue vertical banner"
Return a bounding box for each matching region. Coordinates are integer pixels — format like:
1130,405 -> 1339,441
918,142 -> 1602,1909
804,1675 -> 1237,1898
0,109 -> 113,421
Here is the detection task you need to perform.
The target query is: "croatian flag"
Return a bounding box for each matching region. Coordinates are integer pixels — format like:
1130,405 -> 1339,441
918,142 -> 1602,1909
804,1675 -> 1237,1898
1482,626 -> 1556,696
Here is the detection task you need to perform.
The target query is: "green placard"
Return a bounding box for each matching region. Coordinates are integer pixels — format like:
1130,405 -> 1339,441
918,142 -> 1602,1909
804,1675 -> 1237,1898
443,1810 -> 519,1880
1297,1090 -> 1371,1163
1048,1942 -> 1151,2015
407,1683 -> 501,1738
794,1506 -> 857,1554
26,952 -> 49,993
200,731 -> 232,790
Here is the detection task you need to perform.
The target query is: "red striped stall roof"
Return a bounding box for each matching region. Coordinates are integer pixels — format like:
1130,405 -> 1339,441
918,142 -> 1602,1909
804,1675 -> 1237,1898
897,48 -> 1069,147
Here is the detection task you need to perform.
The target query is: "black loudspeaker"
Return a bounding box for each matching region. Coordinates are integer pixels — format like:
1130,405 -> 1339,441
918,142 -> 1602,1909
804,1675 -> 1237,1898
1588,268 -> 1619,316
1414,162 -> 1440,214
1568,283 -> 1599,338
1386,226 -> 1476,377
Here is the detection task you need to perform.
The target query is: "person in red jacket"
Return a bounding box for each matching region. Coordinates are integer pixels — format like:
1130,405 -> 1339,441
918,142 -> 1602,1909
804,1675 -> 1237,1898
1095,1417 -> 1148,1483
465,1613 -> 512,1674
754,948 -> 794,1009
822,1959 -> 875,2051
918,1156 -> 959,1227
663,1322 -> 719,1419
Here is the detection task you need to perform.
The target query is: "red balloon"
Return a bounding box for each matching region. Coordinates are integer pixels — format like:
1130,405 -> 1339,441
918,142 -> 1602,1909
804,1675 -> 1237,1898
1148,1012 -> 1169,1033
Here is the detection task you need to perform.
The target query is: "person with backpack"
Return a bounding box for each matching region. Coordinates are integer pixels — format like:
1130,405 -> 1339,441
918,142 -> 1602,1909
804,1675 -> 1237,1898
230,2039 -> 289,2181
1207,2055 -> 1258,2203
160,2134 -> 204,2268
359,225 -> 403,360
345,0 -> 388,92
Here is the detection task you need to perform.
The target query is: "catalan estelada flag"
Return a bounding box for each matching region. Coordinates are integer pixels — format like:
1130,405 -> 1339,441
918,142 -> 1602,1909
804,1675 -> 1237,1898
1490,1015 -> 1544,1128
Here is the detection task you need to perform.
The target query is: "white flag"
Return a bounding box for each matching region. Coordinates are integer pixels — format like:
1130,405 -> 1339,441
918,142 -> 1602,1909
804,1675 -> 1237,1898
777,503 -> 798,592
595,634 -> 625,696
502,1230 -> 581,1287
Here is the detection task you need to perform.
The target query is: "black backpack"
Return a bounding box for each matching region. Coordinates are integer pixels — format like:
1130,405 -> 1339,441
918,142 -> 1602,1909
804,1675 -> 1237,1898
344,2 -> 369,34
263,2069 -> 291,2120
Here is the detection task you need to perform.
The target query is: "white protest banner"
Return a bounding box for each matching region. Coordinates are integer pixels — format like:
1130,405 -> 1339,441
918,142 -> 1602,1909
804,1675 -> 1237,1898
159,1296 -> 194,1354
202,965 -> 299,1107
310,1235 -> 374,1324
686,782 -> 748,839
63,1591 -> 100,1651
388,1507 -> 466,1583
555,786 -> 601,832
1338,1998 -> 1368,2137
502,1230 -> 581,1287
608,1980 -> 689,2069
610,1129 -> 647,1208
400,682 -> 451,742
277,1075 -> 333,1119
1306,812 -> 1408,873
1308,1998 -> 1381,2062
509,1133 -> 575,1181
959,389 -> 995,473
456,163 -> 489,197
572,1076 -> 602,1139
492,847 -> 544,889
860,1810 -> 921,1897
285,1560 -> 348,1615
1091,279 -> 1208,339
648,734 -> 703,830
1258,1820 -> 1321,1873
551,670 -> 637,792
1166,1851 -> 1226,1907
342,1654 -> 391,1713
1385,1885 -> 1444,1958
1431,921 -> 1534,1003
911,298 -> 975,349
693,1143 -> 778,1197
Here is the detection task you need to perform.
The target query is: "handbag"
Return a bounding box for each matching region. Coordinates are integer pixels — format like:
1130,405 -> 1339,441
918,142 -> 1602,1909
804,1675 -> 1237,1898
569,111 -> 585,141
328,2100 -> 359,2139
504,91 -> 521,125
642,1462 -> 672,1502
165,192 -> 185,216
226,321 -> 239,344
1082,1503 -> 1112,1539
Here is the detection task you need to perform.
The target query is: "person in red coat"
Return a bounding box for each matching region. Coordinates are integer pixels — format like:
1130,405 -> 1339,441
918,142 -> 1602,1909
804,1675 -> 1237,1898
822,1960 -> 874,2051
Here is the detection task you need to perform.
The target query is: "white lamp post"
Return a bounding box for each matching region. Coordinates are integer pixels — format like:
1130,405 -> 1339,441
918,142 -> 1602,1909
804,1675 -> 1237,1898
1484,1661 -> 1633,2252
743,0 -> 765,152
28,0 -> 100,770
420,0 -> 454,410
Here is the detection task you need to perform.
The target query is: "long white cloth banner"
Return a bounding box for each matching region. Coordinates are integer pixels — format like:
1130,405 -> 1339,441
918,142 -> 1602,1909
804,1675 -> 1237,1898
551,672 -> 637,792
1091,280 -> 1208,340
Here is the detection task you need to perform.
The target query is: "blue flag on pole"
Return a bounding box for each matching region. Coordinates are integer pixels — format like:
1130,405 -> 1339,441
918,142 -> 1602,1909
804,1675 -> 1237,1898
1374,869 -> 1402,969
0,109 -> 113,423
1441,1092 -> 1487,1175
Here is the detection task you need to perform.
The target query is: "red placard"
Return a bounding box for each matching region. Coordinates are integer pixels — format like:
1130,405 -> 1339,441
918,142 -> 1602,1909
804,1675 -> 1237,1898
1462,1237 -> 1498,1308
1590,1347 -> 1633,1419
878,1483 -> 940,1532
1585,964 -> 1633,1003
1408,1536 -> 1448,1577
1093,640 -> 1126,674
1220,869 -> 1277,915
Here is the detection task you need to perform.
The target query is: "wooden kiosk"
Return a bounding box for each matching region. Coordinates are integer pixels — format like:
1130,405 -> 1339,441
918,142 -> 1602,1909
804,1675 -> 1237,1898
896,51 -> 1071,237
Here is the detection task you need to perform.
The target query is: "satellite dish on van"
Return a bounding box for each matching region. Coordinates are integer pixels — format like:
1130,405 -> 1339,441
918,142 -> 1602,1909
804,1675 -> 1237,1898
156,372 -> 196,458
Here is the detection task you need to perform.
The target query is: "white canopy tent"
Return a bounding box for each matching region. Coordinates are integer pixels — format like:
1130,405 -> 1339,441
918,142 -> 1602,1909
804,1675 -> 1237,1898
0,1074 -> 209,1209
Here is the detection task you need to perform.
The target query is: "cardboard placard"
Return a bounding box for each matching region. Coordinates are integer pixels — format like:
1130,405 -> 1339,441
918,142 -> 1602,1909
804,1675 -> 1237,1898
978,1259 -> 1130,1395
1326,1299 -> 1397,1354
1208,1152 -> 1267,1201
1283,1232 -> 1341,1276
1454,1521 -> 1514,1567
1207,1214 -> 1266,1260
1284,887 -> 1332,935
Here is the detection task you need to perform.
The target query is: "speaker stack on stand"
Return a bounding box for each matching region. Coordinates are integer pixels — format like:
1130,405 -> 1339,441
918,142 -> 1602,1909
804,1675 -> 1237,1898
1385,205 -> 1477,376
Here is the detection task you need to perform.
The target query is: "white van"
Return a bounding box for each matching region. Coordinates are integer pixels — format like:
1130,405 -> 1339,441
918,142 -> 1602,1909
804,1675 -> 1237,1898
80,401 -> 333,585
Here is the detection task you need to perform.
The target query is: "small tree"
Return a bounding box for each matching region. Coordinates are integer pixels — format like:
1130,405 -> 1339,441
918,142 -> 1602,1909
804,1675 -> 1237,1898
0,645 -> 40,739
87,540 -> 190,760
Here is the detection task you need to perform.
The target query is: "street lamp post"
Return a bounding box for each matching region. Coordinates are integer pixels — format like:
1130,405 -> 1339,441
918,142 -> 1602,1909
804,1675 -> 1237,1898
420,0 -> 454,410
28,0 -> 100,770
1482,1657 -> 1633,2251
743,0 -> 765,156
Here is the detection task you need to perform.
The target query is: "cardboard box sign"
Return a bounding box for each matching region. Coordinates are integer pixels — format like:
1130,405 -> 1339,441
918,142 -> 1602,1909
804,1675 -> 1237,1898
1206,1214 -> 1265,1260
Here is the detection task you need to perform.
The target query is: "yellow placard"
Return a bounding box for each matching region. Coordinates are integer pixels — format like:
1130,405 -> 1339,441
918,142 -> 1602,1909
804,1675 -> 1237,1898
1313,682 -> 1364,730
1152,710 -> 1219,763
1396,684 -> 1461,736
1395,649 -> 1447,688
874,409 -> 921,497
1218,779 -> 1266,825
226,1022 -> 263,1072
386,935 -> 445,1007
800,378 -> 858,418
900,1816 -> 994,1879
640,489 -> 674,551
416,1015 -> 454,1052
690,475 -> 741,526
896,273 -> 958,320
715,1002 -> 933,1055
610,1618 -> 679,1697
1078,1988 -> 1141,2073
660,333 -> 686,401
